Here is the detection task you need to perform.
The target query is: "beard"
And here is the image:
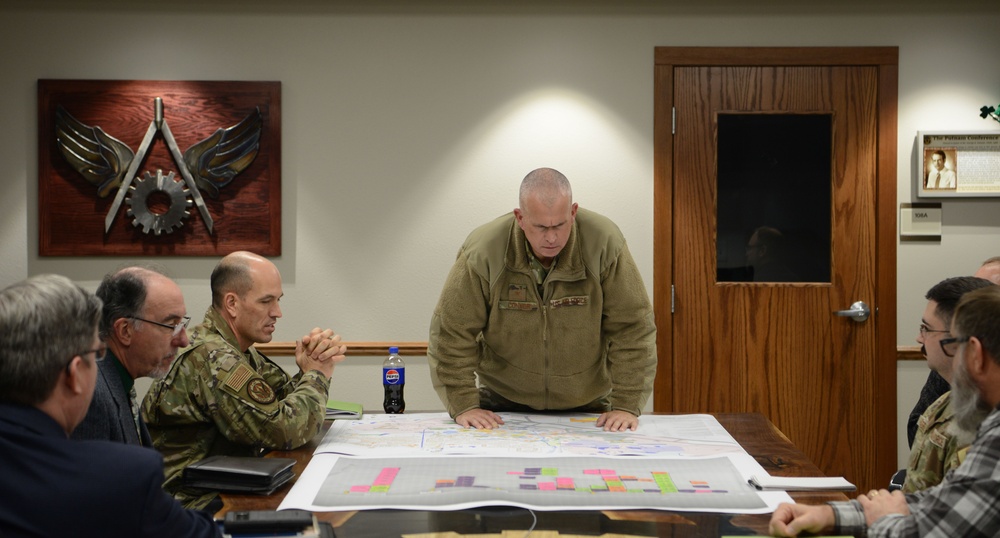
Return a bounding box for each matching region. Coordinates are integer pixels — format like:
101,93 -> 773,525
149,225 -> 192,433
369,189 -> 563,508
948,356 -> 993,441
147,355 -> 175,380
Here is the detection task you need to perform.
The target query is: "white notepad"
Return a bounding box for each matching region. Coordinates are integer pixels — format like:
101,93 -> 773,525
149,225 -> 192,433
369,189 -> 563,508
748,474 -> 856,491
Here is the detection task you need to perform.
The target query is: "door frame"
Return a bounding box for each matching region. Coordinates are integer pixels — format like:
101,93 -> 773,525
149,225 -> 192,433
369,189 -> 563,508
652,47 -> 897,479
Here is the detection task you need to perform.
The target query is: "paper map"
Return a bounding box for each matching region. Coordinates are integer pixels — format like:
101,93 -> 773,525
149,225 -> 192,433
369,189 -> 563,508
279,413 -> 792,513
316,412 -> 744,457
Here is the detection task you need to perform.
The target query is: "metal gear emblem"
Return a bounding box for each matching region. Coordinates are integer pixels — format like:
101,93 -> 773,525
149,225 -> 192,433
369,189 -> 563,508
55,98 -> 263,236
125,169 -> 192,235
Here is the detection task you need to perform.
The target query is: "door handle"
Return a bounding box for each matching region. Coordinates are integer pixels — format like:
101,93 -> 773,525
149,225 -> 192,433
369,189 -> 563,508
834,301 -> 870,322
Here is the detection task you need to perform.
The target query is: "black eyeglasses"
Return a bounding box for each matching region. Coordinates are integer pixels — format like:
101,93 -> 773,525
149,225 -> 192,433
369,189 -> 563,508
82,345 -> 107,362
939,336 -> 970,358
66,345 -> 107,373
128,315 -> 191,338
918,324 -> 950,337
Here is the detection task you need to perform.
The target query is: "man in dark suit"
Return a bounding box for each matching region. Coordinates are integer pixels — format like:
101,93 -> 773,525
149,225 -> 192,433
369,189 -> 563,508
73,266 -> 190,446
0,274 -> 219,537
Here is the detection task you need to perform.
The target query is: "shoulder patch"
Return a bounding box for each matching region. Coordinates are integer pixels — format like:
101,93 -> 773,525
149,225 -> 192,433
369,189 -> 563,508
247,378 -> 277,404
223,363 -> 255,392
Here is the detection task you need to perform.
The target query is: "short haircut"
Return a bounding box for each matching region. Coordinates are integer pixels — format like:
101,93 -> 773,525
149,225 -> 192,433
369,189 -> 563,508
95,266 -> 163,339
211,257 -> 254,308
926,276 -> 995,328
981,256 -> 1000,266
933,150 -> 947,161
519,168 -> 572,209
0,274 -> 102,406
952,286 -> 1000,365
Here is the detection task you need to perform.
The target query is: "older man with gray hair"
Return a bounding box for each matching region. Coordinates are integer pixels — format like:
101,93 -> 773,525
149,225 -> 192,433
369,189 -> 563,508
73,265 -> 190,446
0,274 -> 218,537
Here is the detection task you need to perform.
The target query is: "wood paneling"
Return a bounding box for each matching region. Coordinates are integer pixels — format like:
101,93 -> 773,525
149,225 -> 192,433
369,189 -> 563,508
253,341 -> 923,361
254,341 -> 428,357
654,47 -> 898,493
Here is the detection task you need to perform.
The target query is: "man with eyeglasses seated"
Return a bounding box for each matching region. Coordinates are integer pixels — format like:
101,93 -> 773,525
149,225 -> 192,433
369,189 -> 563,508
0,274 -> 219,538
73,266 -> 191,447
902,276 -> 995,493
143,251 -> 346,511
771,284 -> 1000,536
906,258 -> 1000,449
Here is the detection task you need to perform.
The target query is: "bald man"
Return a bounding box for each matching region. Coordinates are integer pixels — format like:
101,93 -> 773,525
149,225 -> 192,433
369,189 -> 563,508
974,256 -> 1000,284
143,251 -> 347,510
428,168 -> 657,432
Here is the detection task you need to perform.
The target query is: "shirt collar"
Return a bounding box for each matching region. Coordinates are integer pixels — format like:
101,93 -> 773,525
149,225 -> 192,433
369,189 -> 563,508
108,350 -> 134,392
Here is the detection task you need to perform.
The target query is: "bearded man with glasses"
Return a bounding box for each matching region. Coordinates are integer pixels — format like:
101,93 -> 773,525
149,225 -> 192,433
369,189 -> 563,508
0,274 -> 219,538
900,276 -> 995,493
73,266 -> 190,447
907,258 -> 1000,449
771,284 -> 1000,537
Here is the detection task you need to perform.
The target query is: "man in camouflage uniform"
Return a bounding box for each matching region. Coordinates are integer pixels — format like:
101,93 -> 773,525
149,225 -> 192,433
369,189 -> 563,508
142,251 -> 347,510
906,257 -> 1000,447
904,276 -> 994,492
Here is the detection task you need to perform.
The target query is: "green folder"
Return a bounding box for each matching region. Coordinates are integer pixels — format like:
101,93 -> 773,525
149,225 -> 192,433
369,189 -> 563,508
325,399 -> 363,420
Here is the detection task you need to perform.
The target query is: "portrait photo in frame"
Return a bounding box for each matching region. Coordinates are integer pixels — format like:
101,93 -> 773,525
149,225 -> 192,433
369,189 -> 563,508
38,79 -> 281,256
917,131 -> 1000,198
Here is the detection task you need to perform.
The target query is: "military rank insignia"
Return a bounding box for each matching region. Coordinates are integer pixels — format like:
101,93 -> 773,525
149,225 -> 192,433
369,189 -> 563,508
247,378 -> 277,404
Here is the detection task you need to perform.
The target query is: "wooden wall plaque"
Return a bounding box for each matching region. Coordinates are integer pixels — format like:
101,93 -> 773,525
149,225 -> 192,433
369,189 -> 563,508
38,80 -> 281,256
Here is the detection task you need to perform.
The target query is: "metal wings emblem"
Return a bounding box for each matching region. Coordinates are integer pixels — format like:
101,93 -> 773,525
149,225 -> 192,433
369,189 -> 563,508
55,98 -> 262,235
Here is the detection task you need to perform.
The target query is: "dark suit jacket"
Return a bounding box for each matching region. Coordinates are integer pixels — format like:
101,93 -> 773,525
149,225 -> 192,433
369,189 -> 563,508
0,404 -> 219,538
72,351 -> 152,446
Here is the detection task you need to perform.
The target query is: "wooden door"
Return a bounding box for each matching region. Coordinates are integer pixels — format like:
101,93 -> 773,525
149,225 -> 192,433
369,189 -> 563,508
652,48 -> 898,493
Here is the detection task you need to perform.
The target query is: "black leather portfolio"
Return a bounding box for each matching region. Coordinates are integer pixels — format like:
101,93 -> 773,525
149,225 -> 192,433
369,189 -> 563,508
183,455 -> 296,494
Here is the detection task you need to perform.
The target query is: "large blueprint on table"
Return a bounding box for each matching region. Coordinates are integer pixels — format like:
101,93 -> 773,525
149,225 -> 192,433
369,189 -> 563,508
279,413 -> 793,513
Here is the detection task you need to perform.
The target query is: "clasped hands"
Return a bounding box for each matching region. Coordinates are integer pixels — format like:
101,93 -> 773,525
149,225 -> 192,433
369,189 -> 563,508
295,327 -> 347,379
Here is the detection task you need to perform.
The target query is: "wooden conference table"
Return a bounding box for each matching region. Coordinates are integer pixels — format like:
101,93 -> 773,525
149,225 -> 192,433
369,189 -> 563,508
219,413 -> 848,537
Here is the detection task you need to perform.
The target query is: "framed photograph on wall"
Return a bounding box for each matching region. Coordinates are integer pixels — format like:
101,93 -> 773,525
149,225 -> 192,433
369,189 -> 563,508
917,131 -> 1000,198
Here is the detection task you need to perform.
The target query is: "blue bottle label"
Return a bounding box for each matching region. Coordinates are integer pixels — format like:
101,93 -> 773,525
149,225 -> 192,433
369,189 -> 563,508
383,367 -> 405,384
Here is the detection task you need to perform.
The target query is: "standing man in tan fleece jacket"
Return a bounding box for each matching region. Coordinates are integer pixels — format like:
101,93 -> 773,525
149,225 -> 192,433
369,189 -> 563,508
428,168 -> 657,432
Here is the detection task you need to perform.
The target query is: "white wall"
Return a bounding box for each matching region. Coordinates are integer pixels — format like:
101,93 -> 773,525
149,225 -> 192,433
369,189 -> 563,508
3,1 -> 1000,469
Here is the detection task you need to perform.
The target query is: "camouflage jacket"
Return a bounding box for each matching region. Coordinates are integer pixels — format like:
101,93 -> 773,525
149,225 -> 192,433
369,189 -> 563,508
903,391 -> 967,493
141,306 -> 329,509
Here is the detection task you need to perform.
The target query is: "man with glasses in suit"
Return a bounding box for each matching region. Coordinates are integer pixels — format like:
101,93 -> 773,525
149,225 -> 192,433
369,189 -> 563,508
73,266 -> 190,447
0,274 -> 219,537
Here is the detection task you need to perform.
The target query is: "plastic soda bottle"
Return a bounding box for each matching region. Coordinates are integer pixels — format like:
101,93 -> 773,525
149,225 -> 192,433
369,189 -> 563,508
382,346 -> 405,413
